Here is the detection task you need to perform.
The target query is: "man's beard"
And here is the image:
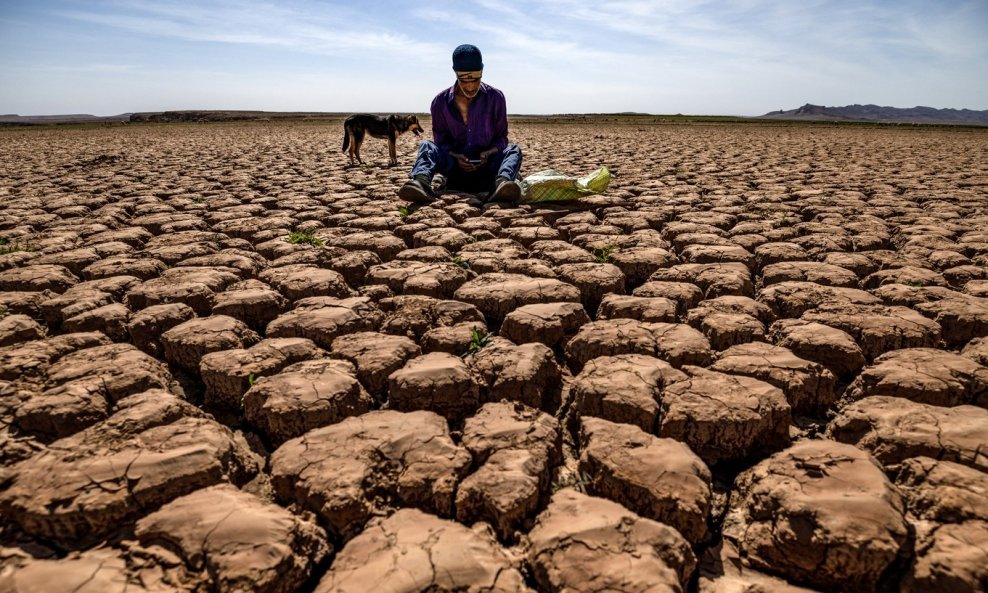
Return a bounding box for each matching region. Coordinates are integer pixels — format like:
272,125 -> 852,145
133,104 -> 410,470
457,80 -> 480,99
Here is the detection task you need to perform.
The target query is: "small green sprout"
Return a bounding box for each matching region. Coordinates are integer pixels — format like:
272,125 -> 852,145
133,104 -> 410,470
592,244 -> 618,263
286,231 -> 323,247
467,329 -> 492,355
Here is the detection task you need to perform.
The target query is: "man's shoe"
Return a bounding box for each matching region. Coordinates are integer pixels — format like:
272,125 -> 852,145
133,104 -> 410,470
398,175 -> 436,204
488,176 -> 521,203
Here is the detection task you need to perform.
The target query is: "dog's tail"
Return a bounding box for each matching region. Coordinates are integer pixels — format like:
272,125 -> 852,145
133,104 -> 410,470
342,126 -> 350,152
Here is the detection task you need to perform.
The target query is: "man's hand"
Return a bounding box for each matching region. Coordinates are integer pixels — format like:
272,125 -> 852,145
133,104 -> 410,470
452,151 -> 490,172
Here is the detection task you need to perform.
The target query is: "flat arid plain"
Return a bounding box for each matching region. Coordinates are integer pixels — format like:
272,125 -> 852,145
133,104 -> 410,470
1,118 -> 987,593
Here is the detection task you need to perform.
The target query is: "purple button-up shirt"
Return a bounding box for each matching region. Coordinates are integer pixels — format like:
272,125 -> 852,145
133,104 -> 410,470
430,82 -> 509,158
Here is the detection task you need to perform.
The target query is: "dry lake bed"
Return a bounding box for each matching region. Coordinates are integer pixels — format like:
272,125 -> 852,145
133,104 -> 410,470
1,118 -> 987,592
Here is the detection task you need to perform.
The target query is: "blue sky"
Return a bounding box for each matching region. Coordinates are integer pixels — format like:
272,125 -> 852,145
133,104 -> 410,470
1,0 -> 986,116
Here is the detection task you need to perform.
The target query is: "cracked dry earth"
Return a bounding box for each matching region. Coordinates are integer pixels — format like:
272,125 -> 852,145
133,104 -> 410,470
1,119 -> 987,593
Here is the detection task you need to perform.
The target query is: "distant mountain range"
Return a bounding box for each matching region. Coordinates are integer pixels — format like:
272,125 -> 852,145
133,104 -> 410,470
760,104 -> 988,126
0,113 -> 132,125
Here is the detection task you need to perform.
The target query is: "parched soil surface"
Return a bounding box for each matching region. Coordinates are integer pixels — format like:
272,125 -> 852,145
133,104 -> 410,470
2,119 -> 988,593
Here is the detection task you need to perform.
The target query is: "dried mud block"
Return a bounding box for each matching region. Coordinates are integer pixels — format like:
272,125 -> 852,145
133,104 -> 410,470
0,547 -> 188,593
200,337 -> 324,409
314,508 -> 530,593
801,303 -> 943,361
379,295 -> 484,340
0,264 -> 78,294
499,302 -> 589,349
0,290 -> 54,320
161,315 -> 260,372
244,358 -> 372,445
695,312 -> 766,350
395,245 -> 453,261
266,296 -> 383,349
649,262 -> 753,298
135,484 -> 330,593
680,244 -> 755,269
609,246 -> 679,288
698,539 -> 822,593
823,251 -> 880,277
269,410 -> 471,540
962,336 -> 988,366
420,320 -> 488,354
180,251 -> 265,278
0,413 -> 256,545
753,242 -> 810,271
82,255 -> 167,281
454,273 -> 581,326
411,226 -> 472,250
364,260 -> 470,299
873,284 -> 988,346
458,237 -> 527,260
526,489 -> 696,593
62,302 -> 131,341
45,342 -> 176,396
565,318 -> 713,372
0,331 -> 111,381
325,230 -> 407,262
769,318 -> 867,379
944,264 -> 988,287
33,246 -> 102,276
757,281 -> 881,318
632,280 -> 704,315
556,262 -> 625,314
142,241 -> 219,266
828,396 -> 988,472
388,352 -> 481,421
963,279 -> 988,297
846,348 -> 988,408
596,293 -> 677,323
895,457 -> 988,523
901,520 -> 988,593
211,286 -> 288,331
571,354 -> 687,432
686,295 -> 775,325
761,261 -> 859,288
127,303 -> 196,357
258,264 -> 353,301
530,240 -> 595,266
466,337 -> 562,411
862,265 -> 949,289
710,342 -> 837,415
0,313 -> 45,347
659,366 -> 791,466
456,402 -> 561,541
330,331 -> 421,400
124,268 -> 238,315
501,225 -> 561,247
579,417 -> 712,543
322,250 -> 382,286
254,237 -> 309,261
40,287 -> 114,327
723,440 -> 908,593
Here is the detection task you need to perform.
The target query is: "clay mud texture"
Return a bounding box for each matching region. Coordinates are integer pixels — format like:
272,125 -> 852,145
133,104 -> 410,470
1,119 -> 987,593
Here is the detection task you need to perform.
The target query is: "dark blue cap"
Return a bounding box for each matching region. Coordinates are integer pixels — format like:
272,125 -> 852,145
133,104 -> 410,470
452,44 -> 483,71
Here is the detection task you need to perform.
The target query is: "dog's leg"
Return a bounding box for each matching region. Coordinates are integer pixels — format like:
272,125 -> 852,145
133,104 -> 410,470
346,130 -> 357,166
388,134 -> 397,167
354,130 -> 364,165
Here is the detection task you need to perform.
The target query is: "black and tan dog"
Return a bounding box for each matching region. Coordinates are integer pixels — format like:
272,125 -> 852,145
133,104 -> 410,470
342,114 -> 423,167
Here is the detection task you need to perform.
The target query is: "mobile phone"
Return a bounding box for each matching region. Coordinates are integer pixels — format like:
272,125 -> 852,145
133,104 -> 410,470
467,158 -> 483,164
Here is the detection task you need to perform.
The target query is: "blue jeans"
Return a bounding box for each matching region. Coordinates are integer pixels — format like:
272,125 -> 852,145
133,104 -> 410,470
410,141 -> 523,192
